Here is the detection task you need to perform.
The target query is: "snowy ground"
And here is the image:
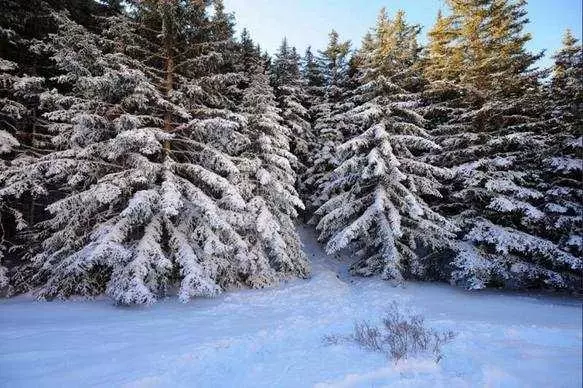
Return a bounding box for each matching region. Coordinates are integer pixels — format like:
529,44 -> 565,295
1,226 -> 581,388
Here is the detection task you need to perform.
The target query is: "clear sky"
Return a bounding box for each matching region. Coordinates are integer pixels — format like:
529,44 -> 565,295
223,0 -> 582,68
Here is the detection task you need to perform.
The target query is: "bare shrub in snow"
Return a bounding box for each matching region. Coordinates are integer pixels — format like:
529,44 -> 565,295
325,302 -> 455,362
352,320 -> 385,353
321,334 -> 343,346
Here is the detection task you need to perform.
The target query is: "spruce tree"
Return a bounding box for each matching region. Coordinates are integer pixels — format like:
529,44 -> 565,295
422,1 -> 581,290
0,0 -> 59,289
271,38 -> 312,167
446,93 -> 580,290
0,0 -> 111,161
0,2 -> 290,304
539,30 -> 583,262
424,10 -> 462,83
302,47 -> 325,98
240,64 -> 309,285
422,9 -> 486,216
443,0 -> 542,96
549,30 -> 583,133
238,28 -> 262,76
315,10 -> 455,281
301,46 -> 325,131
304,31 -> 352,213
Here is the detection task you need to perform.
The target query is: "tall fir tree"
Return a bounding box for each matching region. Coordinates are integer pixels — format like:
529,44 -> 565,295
424,10 -> 462,83
0,1 -> 308,304
239,63 -> 309,285
422,1 -> 581,290
538,30 -> 583,262
270,38 -> 312,169
301,46 -> 325,129
314,10 -> 456,281
237,28 -> 262,76
303,30 -> 352,213
297,46 -> 325,204
438,0 -> 542,96
302,46 -> 325,93
0,0 -> 61,289
422,8 -> 486,218
549,30 -> 583,133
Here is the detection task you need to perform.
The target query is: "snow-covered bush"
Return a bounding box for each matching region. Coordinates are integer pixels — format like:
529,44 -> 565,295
324,302 -> 455,362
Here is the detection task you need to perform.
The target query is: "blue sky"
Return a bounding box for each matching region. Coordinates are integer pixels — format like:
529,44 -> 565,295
223,0 -> 582,68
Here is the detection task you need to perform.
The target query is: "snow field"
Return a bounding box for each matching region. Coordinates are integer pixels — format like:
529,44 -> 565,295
0,226 -> 581,387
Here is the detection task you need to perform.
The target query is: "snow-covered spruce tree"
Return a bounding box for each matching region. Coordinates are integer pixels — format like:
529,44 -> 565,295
551,30 -> 583,133
302,46 -> 326,121
0,2 -> 283,304
314,9 -> 456,282
237,28 -> 263,77
422,1 -> 582,290
420,84 -> 484,219
297,46 -> 325,203
0,27 -> 26,281
0,0 -> 61,289
446,93 -> 581,290
421,10 -> 486,218
423,10 -> 461,85
239,64 -> 309,285
0,56 -> 21,158
538,30 -> 582,260
303,30 -> 352,214
442,0 -> 543,95
0,0 -> 139,290
548,29 -> 582,134
270,38 -> 312,168
0,0 -> 115,162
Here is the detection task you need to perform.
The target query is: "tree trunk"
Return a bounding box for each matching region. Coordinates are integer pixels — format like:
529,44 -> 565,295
163,51 -> 174,157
